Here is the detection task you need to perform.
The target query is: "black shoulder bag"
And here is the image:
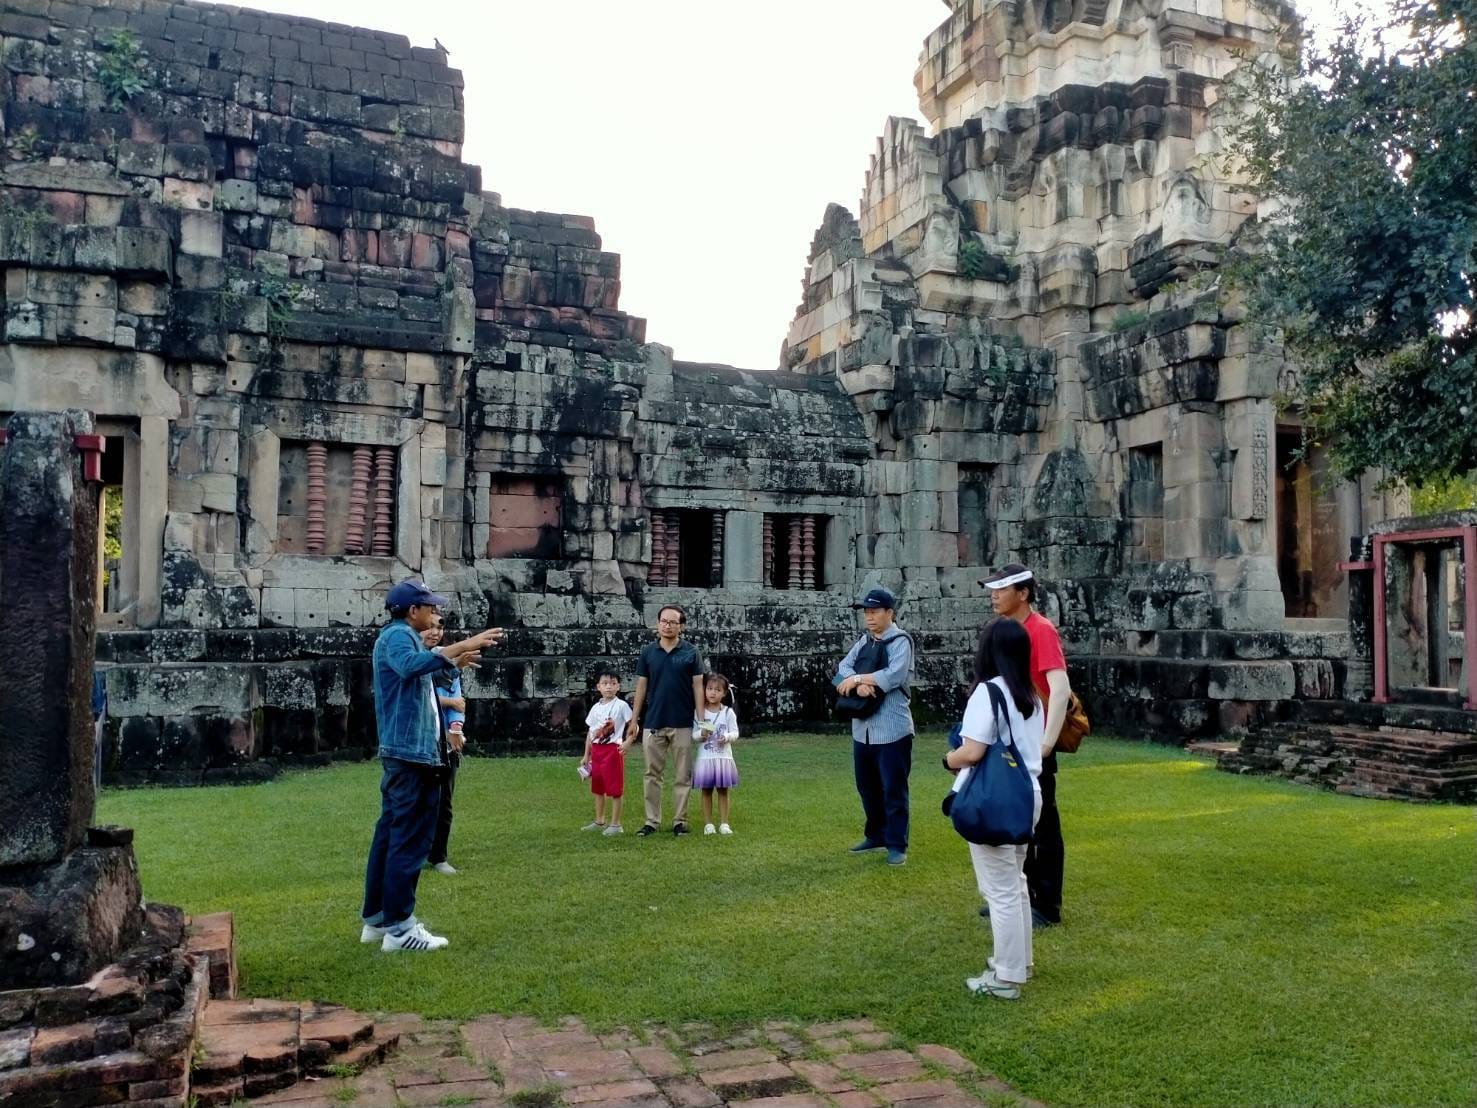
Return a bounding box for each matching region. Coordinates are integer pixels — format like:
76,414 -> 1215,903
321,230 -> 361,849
834,633 -> 913,721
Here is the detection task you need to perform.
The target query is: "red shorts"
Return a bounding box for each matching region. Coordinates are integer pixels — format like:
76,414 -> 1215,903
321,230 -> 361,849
589,743 -> 624,797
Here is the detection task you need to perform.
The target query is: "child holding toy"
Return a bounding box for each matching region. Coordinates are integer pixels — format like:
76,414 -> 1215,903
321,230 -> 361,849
692,673 -> 740,834
581,670 -> 633,835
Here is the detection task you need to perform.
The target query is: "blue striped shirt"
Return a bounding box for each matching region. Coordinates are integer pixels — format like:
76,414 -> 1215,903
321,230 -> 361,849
838,625 -> 915,745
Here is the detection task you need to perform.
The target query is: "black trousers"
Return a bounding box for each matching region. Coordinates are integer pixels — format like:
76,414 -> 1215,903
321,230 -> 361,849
853,735 -> 912,851
428,752 -> 459,865
1024,752 -> 1063,921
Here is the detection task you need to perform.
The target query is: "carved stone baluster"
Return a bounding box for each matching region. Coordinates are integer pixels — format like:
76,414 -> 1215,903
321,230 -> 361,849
345,445 -> 372,555
787,516 -> 803,591
371,446 -> 395,556
305,442 -> 327,555
801,514 -> 816,590
762,514 -> 774,589
710,512 -> 725,586
664,510 -> 680,585
649,510 -> 667,585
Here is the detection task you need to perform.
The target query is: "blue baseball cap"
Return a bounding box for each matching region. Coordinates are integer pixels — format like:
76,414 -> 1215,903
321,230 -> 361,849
385,580 -> 449,610
851,587 -> 898,610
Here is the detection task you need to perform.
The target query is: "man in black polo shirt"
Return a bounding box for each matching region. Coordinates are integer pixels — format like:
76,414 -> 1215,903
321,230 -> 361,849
623,604 -> 705,836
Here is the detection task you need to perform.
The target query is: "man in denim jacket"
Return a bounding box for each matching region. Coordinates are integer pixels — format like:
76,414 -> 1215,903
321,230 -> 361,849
360,581 -> 503,952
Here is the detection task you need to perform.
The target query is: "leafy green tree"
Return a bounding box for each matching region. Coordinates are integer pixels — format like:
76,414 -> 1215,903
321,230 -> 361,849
103,486 -> 123,564
1409,470 -> 1477,514
1225,0 -> 1476,488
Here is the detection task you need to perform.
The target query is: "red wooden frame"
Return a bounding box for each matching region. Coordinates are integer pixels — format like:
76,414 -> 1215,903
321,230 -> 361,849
1370,526 -> 1477,710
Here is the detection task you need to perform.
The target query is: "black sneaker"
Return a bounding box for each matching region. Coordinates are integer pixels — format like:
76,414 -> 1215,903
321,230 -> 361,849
978,904 -> 990,919
672,823 -> 690,836
1031,908 -> 1060,929
636,824 -> 657,837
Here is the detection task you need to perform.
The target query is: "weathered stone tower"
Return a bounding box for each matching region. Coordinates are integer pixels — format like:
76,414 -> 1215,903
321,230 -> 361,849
784,0 -> 1404,736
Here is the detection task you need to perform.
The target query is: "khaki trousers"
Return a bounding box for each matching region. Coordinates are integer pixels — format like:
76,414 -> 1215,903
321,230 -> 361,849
642,727 -> 693,828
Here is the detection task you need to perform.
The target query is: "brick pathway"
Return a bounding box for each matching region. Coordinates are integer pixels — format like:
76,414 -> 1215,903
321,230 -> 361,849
253,1014 -> 1042,1108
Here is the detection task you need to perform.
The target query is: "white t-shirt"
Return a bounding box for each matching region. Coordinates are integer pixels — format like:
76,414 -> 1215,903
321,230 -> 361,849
953,676 -> 1044,794
585,698 -> 633,744
694,706 -> 740,750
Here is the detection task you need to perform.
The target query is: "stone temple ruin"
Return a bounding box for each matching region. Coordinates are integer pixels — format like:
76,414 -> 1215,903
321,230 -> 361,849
0,0 -> 1471,796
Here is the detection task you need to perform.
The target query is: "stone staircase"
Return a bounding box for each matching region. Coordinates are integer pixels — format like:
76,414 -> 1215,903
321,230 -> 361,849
184,914 -> 401,1106
190,998 -> 401,1105
1218,720 -> 1477,802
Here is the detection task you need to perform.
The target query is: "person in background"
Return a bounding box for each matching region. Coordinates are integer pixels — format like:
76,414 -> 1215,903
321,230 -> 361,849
692,672 -> 740,835
581,669 -> 633,835
623,604 -> 705,837
91,669 -> 108,792
836,587 -> 915,867
945,617 -> 1045,1000
421,617 -> 466,876
981,563 -> 1071,927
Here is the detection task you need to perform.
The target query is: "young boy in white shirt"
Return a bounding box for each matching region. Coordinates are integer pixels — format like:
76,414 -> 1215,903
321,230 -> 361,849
581,670 -> 633,835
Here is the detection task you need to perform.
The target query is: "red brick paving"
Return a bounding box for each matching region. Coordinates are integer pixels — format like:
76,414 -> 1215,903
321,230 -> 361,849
789,1059 -> 854,1093
690,1047 -> 780,1071
630,1044 -> 686,1077
266,1014 -> 1044,1107
737,1096 -> 831,1108
915,1045 -> 975,1074
566,1078 -> 662,1102
872,1079 -> 969,1103
664,1075 -> 724,1108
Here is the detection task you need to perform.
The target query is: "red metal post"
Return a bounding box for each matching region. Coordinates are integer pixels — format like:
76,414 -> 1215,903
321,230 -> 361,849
1466,526 -> 1477,710
1372,536 -> 1389,704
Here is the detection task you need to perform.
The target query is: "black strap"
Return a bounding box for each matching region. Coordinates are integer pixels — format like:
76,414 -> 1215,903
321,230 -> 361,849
985,682 -> 1016,748
844,631 -> 917,701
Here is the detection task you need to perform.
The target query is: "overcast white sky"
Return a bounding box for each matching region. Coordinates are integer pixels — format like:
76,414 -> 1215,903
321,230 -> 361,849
208,1 -> 1385,369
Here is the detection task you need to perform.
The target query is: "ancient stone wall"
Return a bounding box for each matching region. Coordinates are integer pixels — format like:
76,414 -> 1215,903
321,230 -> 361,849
0,0 -> 1424,781
0,0 -> 912,780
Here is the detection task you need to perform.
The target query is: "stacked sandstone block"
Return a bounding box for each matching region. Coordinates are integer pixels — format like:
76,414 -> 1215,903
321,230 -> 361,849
0,905 -> 206,1107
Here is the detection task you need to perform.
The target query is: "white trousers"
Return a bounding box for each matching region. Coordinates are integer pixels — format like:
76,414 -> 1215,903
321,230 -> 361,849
966,789 -> 1041,985
969,841 -> 1032,983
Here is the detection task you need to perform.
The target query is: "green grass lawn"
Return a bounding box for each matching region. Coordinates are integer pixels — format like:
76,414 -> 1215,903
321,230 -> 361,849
100,736 -> 1475,1107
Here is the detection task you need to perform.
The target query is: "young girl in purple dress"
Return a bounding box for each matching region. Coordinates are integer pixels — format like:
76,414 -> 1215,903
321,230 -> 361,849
692,673 -> 740,835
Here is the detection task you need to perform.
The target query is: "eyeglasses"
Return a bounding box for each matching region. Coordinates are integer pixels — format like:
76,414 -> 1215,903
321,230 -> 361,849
657,618 -> 682,626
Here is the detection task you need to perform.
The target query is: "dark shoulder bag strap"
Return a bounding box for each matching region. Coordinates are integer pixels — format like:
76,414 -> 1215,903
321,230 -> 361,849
887,631 -> 916,701
985,682 -> 1017,750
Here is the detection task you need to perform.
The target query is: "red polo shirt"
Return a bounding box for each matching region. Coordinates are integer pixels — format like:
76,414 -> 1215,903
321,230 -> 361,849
1023,611 -> 1067,700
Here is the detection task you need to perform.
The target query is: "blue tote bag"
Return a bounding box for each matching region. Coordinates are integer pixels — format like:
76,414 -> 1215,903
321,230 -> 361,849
943,683 -> 1035,846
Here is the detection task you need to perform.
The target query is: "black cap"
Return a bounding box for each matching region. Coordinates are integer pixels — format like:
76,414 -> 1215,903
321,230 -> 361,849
850,587 -> 898,610
980,563 -> 1033,590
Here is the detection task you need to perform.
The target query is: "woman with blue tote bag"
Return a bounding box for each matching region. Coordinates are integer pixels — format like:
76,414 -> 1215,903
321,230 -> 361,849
943,618 -> 1045,1000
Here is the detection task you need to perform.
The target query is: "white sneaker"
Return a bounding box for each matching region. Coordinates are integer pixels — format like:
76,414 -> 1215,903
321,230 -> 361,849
381,923 -> 449,952
964,969 -> 1020,1000
581,821 -> 606,832
718,823 -> 733,835
431,861 -> 457,875
602,824 -> 624,836
360,924 -> 386,944
703,823 -> 717,835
